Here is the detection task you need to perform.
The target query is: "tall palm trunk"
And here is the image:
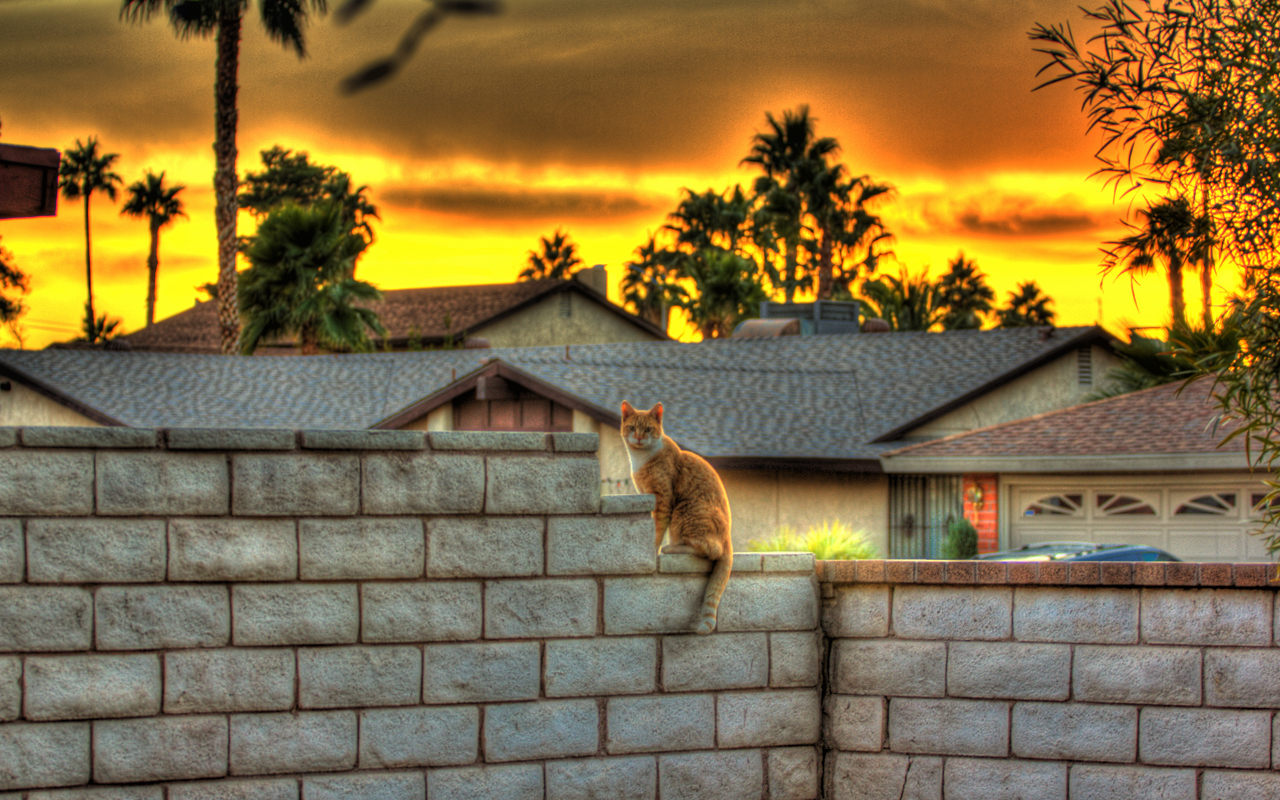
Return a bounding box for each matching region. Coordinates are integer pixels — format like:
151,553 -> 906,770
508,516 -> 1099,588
816,233 -> 834,300
1201,257 -> 1214,328
1169,256 -> 1186,327
784,240 -> 798,303
82,193 -> 94,324
214,4 -> 242,355
146,217 -> 160,326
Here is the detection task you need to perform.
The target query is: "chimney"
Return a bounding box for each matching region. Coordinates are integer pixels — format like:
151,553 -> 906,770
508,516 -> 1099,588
574,264 -> 608,296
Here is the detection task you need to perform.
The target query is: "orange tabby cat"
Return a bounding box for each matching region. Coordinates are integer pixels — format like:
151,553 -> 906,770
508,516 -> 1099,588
621,401 -> 733,635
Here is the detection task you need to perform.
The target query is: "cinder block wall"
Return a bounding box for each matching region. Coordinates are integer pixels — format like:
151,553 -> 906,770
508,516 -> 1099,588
819,559 -> 1280,800
0,427 -> 822,800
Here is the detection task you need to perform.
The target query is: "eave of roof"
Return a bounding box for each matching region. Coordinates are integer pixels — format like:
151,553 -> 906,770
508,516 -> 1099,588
0,360 -> 125,427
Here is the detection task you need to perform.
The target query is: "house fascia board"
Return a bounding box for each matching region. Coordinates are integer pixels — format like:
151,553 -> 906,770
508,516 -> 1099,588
707,456 -> 884,473
371,358 -> 621,430
880,451 -> 1255,474
0,362 -> 126,427
870,326 -> 1115,443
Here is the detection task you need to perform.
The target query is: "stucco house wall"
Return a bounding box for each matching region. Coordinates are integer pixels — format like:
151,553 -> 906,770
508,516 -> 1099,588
475,292 -> 663,348
0,381 -> 99,428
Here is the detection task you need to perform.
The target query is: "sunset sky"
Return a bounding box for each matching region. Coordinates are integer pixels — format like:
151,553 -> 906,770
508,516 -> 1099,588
0,0 -> 1238,348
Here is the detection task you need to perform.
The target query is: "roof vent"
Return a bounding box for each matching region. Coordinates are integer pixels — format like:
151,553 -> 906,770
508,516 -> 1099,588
1038,325 -> 1056,341
463,337 -> 491,349
861,318 -> 891,333
730,318 -> 801,338
104,338 -> 133,351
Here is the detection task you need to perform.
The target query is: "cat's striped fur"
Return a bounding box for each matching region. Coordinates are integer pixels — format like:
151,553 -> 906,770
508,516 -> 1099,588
621,401 -> 732,635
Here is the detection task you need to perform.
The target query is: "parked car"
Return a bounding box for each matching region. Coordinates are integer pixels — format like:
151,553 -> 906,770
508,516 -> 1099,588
973,541 -> 1182,562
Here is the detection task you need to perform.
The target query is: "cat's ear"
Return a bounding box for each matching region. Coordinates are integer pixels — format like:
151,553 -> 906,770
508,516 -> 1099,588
652,402 -> 663,423
621,401 -> 634,418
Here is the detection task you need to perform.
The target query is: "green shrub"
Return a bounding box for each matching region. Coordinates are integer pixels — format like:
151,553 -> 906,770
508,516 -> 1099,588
940,517 -> 979,560
748,520 -> 882,560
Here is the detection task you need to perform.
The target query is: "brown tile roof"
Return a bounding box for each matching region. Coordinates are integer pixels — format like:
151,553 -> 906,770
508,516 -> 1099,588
118,279 -> 664,353
881,379 -> 1245,459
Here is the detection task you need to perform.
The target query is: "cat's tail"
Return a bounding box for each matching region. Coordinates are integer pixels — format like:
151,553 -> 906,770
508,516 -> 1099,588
695,550 -> 733,635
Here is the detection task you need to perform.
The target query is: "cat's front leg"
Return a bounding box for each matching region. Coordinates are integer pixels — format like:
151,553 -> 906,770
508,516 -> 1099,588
651,498 -> 672,550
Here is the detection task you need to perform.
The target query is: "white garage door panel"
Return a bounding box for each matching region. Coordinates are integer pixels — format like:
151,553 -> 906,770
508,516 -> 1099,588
1007,476 -> 1273,563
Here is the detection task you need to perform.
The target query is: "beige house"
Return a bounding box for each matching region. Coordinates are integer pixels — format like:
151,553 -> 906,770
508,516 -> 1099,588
0,325 -> 1134,557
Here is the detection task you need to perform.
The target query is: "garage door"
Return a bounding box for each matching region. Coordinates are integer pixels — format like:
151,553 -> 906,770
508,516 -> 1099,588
1007,477 -> 1273,562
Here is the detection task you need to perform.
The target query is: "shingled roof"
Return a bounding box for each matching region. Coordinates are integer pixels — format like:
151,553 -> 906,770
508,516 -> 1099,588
0,325 -> 1109,467
880,379 -> 1250,473
116,279 -> 665,353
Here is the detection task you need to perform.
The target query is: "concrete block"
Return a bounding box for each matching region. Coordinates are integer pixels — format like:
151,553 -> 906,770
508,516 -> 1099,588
1069,765 -> 1196,800
1206,648 -> 1280,707
769,747 -> 819,800
362,453 -> 484,515
95,586 -> 228,650
427,764 -> 542,800
762,552 -> 815,572
823,585 -> 890,637
1073,645 -> 1201,705
0,519 -> 20,583
165,649 -> 295,714
771,631 -> 821,687
93,716 -> 227,783
486,455 -> 599,513
0,427 -> 12,447
545,636 -> 657,697
893,586 -> 1011,640
22,427 -> 156,448
551,432 -> 598,452
828,753 -> 908,800
1011,701 -> 1136,762
717,689 -> 821,748
359,706 -> 479,768
0,451 -> 93,515
232,583 -> 358,646
430,431 -> 547,451
1202,769 -> 1280,800
24,654 -> 160,720
547,515 -> 655,575
167,779 -> 297,800
299,518 -> 424,580
362,581 -> 481,642
658,554 -> 712,573
0,658 -> 18,721
731,553 -> 763,572
1140,707 -> 1271,768
168,519 -> 297,582
947,642 -> 1070,700
943,758 -> 1066,800
363,576 -> 481,640
302,772 -> 424,800
718,575 -> 819,632
889,698 -> 1009,757
232,453 -> 359,516
1013,587 -> 1138,643
606,694 -> 715,753
0,722 -> 89,791
298,645 -> 421,708
825,695 -> 884,752
300,429 -> 425,450
421,641 -> 539,703
484,699 -> 599,761
601,494 -> 654,514
832,639 -> 945,697
485,578 -> 598,638
229,711 -> 356,775
30,787 -> 165,800
658,750 -> 762,800
427,517 -> 543,578
662,632 -> 767,691
0,587 -> 91,651
166,428 -> 296,451
1142,588 -> 1272,646
603,576 -> 709,634
27,519 -> 165,583
546,756 -> 655,800
97,452 -> 228,516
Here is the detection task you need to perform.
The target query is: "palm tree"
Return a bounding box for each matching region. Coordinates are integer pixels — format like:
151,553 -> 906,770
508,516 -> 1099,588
1103,195 -> 1207,328
121,170 -> 187,326
120,0 -> 328,355
995,281 -> 1057,328
518,229 -> 583,281
808,170 -> 894,301
742,105 -> 840,302
0,236 -> 28,326
859,267 -> 943,331
58,137 -> 122,327
678,249 -> 768,339
665,187 -> 752,256
238,203 -> 386,355
936,252 -> 995,330
620,235 -> 685,334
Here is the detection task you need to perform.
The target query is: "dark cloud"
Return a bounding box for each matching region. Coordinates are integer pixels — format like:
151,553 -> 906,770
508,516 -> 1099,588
379,183 -> 668,221
901,193 -> 1116,238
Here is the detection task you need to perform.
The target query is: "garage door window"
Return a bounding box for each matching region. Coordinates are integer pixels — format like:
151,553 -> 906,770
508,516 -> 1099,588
1174,493 -> 1237,515
1025,494 -> 1083,516
1096,493 -> 1157,515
